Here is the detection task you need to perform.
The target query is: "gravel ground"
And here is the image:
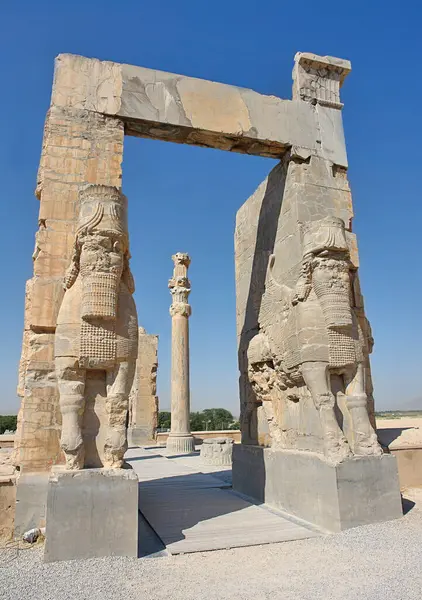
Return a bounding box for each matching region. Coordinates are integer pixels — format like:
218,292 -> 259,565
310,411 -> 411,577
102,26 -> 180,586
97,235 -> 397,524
1,492 -> 422,600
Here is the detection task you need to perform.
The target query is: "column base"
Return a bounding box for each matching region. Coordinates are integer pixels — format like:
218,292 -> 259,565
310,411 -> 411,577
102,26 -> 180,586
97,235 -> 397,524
166,434 -> 195,454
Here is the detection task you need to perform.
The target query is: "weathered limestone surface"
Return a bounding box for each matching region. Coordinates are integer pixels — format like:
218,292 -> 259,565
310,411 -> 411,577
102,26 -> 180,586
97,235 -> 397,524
14,75 -> 125,532
15,50 -> 350,477
235,157 -> 377,461
128,327 -> 159,446
15,105 -> 124,476
235,56 -> 376,461
54,184 -> 138,470
49,53 -> 348,164
15,51 -> 334,478
200,438 -> 234,466
44,468 -> 138,562
15,50 -> 394,537
166,254 -> 195,454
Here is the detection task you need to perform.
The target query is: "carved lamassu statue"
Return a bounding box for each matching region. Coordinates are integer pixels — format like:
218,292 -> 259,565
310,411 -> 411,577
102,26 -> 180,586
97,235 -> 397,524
55,185 -> 138,469
247,216 -> 381,462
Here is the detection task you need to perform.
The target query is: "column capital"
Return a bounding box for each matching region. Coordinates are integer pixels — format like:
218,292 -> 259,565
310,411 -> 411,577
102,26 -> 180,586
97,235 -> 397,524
169,253 -> 191,318
172,252 -> 191,268
170,303 -> 191,318
292,52 -> 351,109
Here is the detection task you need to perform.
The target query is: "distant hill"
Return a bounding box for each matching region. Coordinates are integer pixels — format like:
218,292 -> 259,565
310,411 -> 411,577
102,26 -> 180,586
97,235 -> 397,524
376,409 -> 422,419
400,396 -> 422,411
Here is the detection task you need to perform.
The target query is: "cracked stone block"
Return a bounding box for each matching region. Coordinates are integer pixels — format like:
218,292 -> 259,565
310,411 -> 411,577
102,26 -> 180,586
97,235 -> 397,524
200,438 -> 234,466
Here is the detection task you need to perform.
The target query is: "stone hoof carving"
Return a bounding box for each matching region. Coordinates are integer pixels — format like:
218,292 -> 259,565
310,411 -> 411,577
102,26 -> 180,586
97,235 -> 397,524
300,362 -> 352,463
60,409 -> 85,469
318,412 -> 351,463
54,185 -> 138,469
346,393 -> 382,457
54,359 -> 86,470
247,216 -> 381,463
103,429 -> 127,468
60,426 -> 85,470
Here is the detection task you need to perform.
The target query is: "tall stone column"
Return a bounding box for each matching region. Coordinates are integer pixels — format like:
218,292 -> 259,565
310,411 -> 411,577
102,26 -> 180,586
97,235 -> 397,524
166,253 -> 195,454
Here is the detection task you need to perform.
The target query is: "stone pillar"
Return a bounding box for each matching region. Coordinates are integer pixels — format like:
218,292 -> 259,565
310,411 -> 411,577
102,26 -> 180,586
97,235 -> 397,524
13,55 -> 125,535
128,327 -> 159,446
233,53 -> 402,531
166,253 -> 195,454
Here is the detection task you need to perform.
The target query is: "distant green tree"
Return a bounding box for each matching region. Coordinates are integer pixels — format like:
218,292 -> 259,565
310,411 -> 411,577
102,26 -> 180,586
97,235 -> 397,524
158,409 -> 238,433
158,411 -> 171,430
201,408 -> 234,431
189,412 -> 205,431
0,415 -> 17,434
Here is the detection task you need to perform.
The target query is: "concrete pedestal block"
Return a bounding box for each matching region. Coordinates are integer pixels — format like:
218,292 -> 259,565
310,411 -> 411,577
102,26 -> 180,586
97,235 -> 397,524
233,445 -> 403,532
44,468 -> 138,562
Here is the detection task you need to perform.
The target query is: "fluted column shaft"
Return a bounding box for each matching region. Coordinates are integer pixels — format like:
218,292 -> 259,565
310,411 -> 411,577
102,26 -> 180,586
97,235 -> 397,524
166,253 -> 195,453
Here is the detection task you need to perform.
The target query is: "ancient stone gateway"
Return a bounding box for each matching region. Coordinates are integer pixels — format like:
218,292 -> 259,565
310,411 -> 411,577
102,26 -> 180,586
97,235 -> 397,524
14,52 -> 402,537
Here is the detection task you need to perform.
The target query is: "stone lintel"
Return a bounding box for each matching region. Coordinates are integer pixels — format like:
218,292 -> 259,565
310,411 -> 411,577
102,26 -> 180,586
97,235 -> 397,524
119,63 -> 318,158
52,53 -> 322,159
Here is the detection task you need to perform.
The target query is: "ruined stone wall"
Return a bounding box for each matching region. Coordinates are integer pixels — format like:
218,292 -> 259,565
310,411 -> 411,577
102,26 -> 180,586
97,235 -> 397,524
128,328 -> 159,445
235,159 -> 289,445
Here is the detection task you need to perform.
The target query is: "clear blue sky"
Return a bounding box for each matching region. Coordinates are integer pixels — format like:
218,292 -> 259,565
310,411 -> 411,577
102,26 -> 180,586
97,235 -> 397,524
1,1 -> 421,415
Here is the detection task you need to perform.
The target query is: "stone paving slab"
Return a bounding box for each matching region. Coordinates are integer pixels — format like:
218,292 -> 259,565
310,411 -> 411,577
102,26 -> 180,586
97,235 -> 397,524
139,484 -> 318,554
154,446 -> 233,476
126,447 -> 228,489
125,447 -> 318,555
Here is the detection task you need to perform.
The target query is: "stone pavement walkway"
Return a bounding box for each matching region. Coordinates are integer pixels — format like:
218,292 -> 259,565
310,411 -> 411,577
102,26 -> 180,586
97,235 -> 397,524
125,446 -> 319,554
2,457 -> 421,600
2,484 -> 421,600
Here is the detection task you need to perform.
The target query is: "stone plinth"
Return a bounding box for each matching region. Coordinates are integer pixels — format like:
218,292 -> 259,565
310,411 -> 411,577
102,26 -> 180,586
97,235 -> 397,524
233,445 -> 402,532
0,466 -> 17,542
200,438 -> 234,466
44,468 -> 138,562
14,472 -> 50,537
